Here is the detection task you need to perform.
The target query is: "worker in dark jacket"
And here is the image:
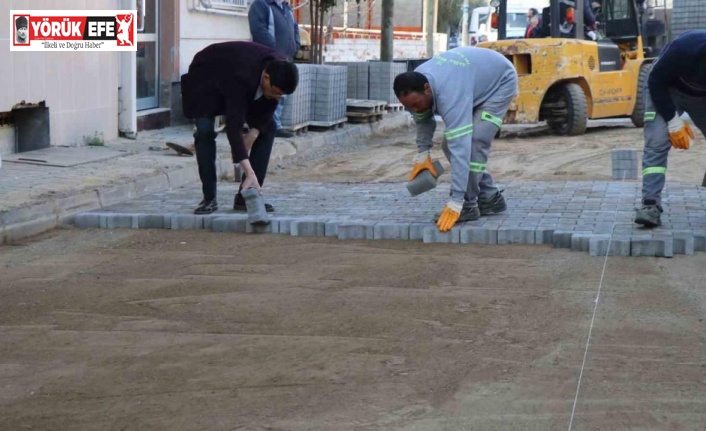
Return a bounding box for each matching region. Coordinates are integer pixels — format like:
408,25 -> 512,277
635,30 -> 706,227
181,41 -> 298,214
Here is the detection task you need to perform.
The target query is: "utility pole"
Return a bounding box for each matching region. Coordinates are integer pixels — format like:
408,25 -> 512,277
381,0 -> 394,61
425,0 -> 434,57
461,0 -> 469,46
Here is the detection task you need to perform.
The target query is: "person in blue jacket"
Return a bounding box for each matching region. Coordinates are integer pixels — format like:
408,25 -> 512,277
635,30 -> 706,227
249,0 -> 300,139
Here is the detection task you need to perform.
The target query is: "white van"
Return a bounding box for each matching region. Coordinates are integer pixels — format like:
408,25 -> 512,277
465,1 -> 548,45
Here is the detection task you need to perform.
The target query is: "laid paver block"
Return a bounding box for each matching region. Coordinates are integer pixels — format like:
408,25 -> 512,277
211,217 -> 247,233
373,223 -> 410,240
409,223 -> 432,241
324,221 -> 341,237
171,214 -> 204,230
460,226 -> 498,244
291,219 -> 326,236
101,213 -> 139,229
138,214 -> 170,229
693,231 -> 706,252
570,233 -> 593,252
672,231 -> 694,255
74,213 -> 101,229
423,226 -> 461,244
273,217 -> 296,235
588,235 -> 631,257
498,227 -> 536,245
535,228 -> 555,245
338,223 -> 376,240
552,231 -> 574,249
631,236 -> 674,257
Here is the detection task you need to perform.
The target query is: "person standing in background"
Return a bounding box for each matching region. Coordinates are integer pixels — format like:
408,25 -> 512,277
249,0 -> 301,139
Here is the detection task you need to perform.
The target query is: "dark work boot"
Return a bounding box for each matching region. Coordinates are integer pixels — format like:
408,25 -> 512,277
634,199 -> 663,228
194,199 -> 218,215
433,203 -> 480,223
478,190 -> 507,216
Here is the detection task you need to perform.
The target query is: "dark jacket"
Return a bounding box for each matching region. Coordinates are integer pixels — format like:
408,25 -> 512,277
648,30 -> 706,122
248,0 -> 300,60
181,41 -> 283,163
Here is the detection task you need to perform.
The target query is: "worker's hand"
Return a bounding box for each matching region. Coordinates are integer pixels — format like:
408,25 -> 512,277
436,199 -> 463,232
409,150 -> 438,181
239,159 -> 261,191
667,116 -> 695,150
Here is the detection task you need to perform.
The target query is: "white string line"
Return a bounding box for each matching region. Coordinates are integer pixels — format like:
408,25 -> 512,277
568,171 -> 628,431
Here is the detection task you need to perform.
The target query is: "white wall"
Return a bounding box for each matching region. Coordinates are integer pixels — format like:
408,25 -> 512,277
179,0 -> 252,76
0,0 -> 121,152
322,34 -> 448,63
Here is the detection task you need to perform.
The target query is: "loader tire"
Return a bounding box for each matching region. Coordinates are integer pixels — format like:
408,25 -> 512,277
547,83 -> 587,136
630,63 -> 652,128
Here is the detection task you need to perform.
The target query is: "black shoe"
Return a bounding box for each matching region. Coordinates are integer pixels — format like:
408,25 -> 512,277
634,199 -> 663,228
194,199 -> 218,215
233,193 -> 275,212
478,191 -> 507,216
275,129 -> 294,138
433,204 -> 480,223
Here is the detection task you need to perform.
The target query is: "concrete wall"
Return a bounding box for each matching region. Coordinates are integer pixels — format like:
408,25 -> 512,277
178,0 -> 252,76
0,0 -> 121,153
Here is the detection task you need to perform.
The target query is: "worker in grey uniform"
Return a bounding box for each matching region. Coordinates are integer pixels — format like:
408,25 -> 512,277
635,30 -> 706,227
393,47 -> 518,232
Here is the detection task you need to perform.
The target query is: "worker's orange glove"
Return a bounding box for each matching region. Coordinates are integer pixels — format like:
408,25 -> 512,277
436,200 -> 463,232
409,150 -> 439,181
667,116 -> 695,150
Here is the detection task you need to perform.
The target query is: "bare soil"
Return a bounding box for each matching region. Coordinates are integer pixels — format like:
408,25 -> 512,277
1,227 -> 706,430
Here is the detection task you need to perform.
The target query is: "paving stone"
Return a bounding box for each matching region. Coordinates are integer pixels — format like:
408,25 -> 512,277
291,220 -> 326,236
138,214 -> 170,229
211,217 -> 247,233
373,223 -> 410,240
497,227 -> 536,245
631,236 -> 674,257
423,226 -> 461,243
459,226 -> 497,244
409,223 -> 432,241
324,221 -> 341,237
672,231 -> 695,255
101,213 -> 139,229
570,232 -> 593,252
589,235 -> 632,257
74,213 -> 102,229
693,231 -> 706,252
338,223 -> 376,240
171,214 -> 204,230
273,217 -> 296,235
552,231 -> 574,249
535,228 -> 555,245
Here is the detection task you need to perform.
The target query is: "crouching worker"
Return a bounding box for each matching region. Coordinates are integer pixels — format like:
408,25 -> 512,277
181,41 -> 299,215
635,30 -> 706,227
393,47 -> 518,232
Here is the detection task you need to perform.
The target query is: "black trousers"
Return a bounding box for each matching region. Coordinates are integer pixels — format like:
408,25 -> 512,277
193,117 -> 276,201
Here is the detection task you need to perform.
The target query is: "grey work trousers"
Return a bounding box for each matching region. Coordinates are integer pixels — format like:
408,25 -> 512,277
642,88 -> 706,205
441,74 -> 517,205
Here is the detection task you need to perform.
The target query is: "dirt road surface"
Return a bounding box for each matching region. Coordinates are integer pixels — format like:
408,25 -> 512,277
3,123 -> 706,430
2,227 -> 706,430
269,121 -> 706,185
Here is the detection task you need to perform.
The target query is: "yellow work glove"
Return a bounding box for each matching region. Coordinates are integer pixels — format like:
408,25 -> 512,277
436,199 -> 463,232
409,150 -> 439,181
667,116 -> 695,150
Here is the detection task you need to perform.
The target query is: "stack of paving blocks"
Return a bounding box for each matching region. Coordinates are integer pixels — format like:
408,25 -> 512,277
348,62 -> 370,100
368,61 -> 407,105
281,63 -> 313,131
611,148 -> 639,180
310,65 -> 348,126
